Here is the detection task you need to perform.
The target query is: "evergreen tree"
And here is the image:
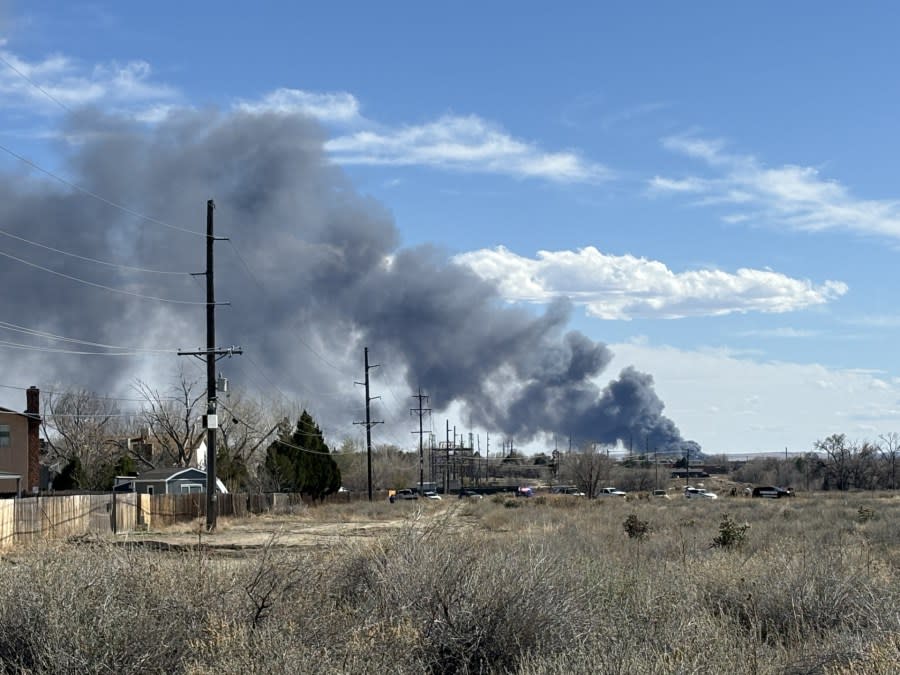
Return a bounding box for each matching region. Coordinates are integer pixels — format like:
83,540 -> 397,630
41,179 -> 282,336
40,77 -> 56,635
263,411 -> 341,500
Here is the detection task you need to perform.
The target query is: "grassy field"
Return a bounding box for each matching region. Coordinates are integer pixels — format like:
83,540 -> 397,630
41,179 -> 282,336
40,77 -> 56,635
1,492 -> 898,673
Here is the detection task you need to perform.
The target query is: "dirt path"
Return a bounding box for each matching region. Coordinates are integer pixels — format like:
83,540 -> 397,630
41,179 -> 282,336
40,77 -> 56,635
117,502 -> 466,553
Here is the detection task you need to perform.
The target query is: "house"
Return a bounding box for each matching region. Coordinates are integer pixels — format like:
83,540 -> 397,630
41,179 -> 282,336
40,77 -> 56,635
128,467 -> 228,495
0,386 -> 40,495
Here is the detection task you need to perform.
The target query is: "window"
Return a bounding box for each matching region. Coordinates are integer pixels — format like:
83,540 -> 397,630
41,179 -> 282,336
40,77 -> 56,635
0,425 -> 9,448
181,483 -> 202,494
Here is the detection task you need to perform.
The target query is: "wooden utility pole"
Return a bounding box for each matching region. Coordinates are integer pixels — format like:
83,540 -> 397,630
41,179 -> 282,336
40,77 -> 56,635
178,200 -> 242,531
354,347 -> 382,501
410,388 -> 431,494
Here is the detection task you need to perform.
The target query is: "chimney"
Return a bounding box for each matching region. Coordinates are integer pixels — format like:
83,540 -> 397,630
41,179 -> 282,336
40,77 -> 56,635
25,386 -> 40,493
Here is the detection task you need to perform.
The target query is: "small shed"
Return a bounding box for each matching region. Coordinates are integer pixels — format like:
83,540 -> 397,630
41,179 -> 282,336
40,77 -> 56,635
131,467 -> 228,495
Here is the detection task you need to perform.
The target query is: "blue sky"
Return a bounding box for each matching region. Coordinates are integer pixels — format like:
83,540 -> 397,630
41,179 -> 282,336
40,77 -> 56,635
2,1 -> 900,455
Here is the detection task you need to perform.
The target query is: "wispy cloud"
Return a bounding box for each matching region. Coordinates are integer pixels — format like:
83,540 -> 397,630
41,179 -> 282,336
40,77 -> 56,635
235,88 -> 362,124
1,44 -> 605,184
236,88 -> 608,182
325,114 -> 609,183
735,327 -> 821,339
599,101 -> 669,130
652,134 -> 900,239
0,46 -> 177,114
454,245 -> 847,320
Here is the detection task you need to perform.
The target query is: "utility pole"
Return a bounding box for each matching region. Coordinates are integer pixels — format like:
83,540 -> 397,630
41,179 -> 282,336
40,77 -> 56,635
445,419 -> 451,494
410,387 -> 431,494
178,200 -> 242,532
486,431 -> 490,482
354,347 -> 382,501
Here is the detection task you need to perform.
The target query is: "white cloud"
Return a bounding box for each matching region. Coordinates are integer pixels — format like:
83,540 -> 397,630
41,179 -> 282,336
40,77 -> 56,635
655,134 -> 900,239
234,88 -> 362,123
735,327 -> 821,338
325,114 -> 610,183
234,88 -> 607,182
609,341 -> 900,454
2,44 -> 603,184
454,245 -> 847,319
648,176 -> 708,193
0,49 -> 177,112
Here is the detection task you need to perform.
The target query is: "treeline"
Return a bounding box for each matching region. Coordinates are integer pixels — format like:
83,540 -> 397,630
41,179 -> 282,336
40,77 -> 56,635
733,432 -> 900,491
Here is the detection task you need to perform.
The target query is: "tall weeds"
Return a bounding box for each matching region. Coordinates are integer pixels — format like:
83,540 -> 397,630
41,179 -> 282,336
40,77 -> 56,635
0,494 -> 897,673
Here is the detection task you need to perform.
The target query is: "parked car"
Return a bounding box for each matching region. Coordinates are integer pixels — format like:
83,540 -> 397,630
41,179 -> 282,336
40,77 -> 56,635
458,490 -> 483,500
651,489 -> 670,500
552,486 -> 586,496
684,486 -> 718,499
751,486 -> 794,498
599,487 -> 627,497
423,491 -> 442,500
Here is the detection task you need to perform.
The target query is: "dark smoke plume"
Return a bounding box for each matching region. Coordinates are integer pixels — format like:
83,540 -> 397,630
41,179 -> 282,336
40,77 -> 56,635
0,108 -> 698,453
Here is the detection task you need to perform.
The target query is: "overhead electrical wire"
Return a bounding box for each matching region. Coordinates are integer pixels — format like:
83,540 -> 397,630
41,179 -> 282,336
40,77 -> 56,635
0,52 -> 74,114
0,320 -> 177,353
0,410 -> 142,418
0,339 -> 147,356
0,382 -> 178,402
223,239 -> 347,374
0,249 -> 208,305
0,228 -> 192,275
0,143 -> 204,238
0,51 -> 378,435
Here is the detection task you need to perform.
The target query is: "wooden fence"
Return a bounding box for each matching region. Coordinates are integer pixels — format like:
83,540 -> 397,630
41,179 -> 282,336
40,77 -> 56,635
0,492 -> 307,549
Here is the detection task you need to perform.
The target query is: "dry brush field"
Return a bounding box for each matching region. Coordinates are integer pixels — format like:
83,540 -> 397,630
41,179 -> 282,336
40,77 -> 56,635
1,493 -> 899,674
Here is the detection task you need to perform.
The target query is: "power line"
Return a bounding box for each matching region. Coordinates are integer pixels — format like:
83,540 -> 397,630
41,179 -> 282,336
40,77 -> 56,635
0,410 -> 142,418
0,339 -> 151,356
0,52 -> 74,114
0,249 -> 208,305
0,382 -> 178,402
235,351 -> 352,402
223,239 -> 346,374
0,320 -> 177,353
0,142 -> 204,237
0,228 -> 191,275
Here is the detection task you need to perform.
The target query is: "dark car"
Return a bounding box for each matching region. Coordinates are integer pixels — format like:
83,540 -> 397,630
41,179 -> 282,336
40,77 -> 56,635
751,486 -> 794,498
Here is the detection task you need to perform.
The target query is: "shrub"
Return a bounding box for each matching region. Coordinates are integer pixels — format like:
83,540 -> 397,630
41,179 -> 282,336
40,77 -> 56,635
857,506 -> 875,523
711,514 -> 749,549
623,513 -> 651,540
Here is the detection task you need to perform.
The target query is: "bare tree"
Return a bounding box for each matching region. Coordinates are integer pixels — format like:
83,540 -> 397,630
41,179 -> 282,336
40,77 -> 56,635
852,441 -> 880,490
41,389 -> 138,489
878,432 -> 900,490
133,371 -> 206,468
217,393 -> 286,491
816,433 -> 855,491
560,444 -> 613,499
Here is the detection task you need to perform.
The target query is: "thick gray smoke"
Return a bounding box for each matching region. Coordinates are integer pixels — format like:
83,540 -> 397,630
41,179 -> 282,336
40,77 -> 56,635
0,108 -> 698,453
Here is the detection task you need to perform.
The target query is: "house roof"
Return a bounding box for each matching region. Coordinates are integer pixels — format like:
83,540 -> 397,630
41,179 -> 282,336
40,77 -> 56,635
132,466 -> 229,493
135,467 -> 206,482
0,407 -> 40,421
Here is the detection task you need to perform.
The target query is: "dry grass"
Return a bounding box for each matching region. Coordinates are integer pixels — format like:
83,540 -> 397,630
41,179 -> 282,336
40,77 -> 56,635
0,493 -> 898,673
